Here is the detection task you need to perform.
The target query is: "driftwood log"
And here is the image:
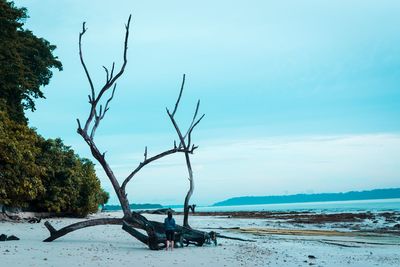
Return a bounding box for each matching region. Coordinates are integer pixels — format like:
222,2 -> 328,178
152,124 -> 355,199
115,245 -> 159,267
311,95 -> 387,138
43,14 -> 211,250
43,218 -> 216,248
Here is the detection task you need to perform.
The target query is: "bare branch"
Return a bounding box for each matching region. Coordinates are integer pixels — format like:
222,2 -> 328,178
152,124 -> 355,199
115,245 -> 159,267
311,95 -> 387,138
169,78 -> 204,149
43,218 -> 124,242
188,113 -> 205,147
110,62 -> 115,80
100,84 -> 117,120
121,147 -> 193,190
79,22 -> 95,103
79,21 -> 98,134
80,15 -> 131,135
98,105 -> 103,117
102,66 -> 109,82
144,146 -> 147,161
90,109 -> 100,140
172,74 -> 185,117
76,119 -> 82,131
95,14 -> 131,103
166,108 -> 187,149
90,85 -> 116,139
183,99 -> 200,141
191,144 -> 199,152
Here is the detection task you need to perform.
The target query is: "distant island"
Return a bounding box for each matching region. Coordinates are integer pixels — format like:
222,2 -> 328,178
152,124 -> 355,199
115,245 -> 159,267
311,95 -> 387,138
103,203 -> 163,211
213,188 -> 400,206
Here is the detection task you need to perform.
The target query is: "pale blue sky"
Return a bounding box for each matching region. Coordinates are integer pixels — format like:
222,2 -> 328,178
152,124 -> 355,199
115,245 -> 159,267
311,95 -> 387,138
17,0 -> 400,205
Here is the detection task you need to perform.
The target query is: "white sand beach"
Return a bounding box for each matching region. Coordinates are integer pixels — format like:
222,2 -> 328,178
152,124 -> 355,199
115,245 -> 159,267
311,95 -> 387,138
1,211 -> 400,267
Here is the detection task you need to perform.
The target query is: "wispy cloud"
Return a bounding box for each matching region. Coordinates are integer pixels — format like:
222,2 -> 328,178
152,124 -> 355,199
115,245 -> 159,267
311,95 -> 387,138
97,133 -> 400,205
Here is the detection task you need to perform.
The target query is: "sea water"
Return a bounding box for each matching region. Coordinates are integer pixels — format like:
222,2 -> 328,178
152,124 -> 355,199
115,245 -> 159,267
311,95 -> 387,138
171,198 -> 400,213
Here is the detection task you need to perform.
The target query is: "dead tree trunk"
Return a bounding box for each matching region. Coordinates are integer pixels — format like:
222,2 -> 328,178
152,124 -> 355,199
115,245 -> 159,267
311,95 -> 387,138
43,14 -> 211,250
183,152 -> 195,227
167,75 -> 204,228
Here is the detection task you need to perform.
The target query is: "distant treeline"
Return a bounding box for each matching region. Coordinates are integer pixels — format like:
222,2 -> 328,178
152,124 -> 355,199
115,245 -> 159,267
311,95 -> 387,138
213,188 -> 400,206
103,203 -> 163,211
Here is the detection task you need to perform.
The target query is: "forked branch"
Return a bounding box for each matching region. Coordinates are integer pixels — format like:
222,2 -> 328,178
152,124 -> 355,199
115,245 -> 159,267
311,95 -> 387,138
121,146 -> 198,190
121,76 -> 204,191
79,15 -> 131,136
167,74 -> 205,149
76,15 -> 133,215
166,74 -> 205,227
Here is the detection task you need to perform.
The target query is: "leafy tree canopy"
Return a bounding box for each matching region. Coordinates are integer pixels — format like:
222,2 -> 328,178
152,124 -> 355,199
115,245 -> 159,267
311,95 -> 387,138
0,107 -> 109,216
0,0 -> 62,123
0,106 -> 45,206
34,138 -> 109,216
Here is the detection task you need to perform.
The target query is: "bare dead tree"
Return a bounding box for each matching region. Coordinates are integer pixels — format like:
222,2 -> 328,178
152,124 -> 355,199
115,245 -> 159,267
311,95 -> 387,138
42,15 -> 213,250
167,74 -> 204,227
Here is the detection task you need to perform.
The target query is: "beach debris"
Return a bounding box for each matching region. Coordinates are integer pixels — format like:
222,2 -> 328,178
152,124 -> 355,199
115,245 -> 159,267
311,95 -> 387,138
205,231 -> 218,245
139,208 -> 174,215
0,234 -> 7,241
204,227 -> 240,230
229,227 -> 356,237
6,235 -> 20,241
43,219 -> 123,242
216,233 -> 256,242
319,241 -> 360,248
28,217 -> 41,224
0,234 -> 19,241
189,204 -> 197,213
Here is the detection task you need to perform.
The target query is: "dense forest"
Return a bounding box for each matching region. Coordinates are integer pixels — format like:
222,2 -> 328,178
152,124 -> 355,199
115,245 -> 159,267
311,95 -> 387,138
0,0 -> 108,216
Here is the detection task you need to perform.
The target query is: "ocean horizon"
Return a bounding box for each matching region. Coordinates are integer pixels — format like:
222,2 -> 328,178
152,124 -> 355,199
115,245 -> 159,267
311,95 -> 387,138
121,198 -> 400,213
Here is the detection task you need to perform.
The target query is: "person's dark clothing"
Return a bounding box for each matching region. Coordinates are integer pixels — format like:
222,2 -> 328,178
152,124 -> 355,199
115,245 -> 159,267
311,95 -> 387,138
164,217 -> 176,231
164,217 -> 176,241
165,230 -> 175,241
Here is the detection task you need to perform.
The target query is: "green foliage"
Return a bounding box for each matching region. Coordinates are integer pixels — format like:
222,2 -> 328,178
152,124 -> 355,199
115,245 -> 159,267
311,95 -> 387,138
0,109 -> 109,216
33,138 -> 109,216
98,190 -> 110,207
0,109 -> 45,206
0,0 -> 62,123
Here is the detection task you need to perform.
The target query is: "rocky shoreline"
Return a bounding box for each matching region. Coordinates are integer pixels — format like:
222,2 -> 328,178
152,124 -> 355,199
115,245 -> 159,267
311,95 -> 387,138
172,210 -> 400,234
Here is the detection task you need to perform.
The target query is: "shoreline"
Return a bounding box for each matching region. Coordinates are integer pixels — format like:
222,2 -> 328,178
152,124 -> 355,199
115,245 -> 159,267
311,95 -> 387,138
1,211 -> 400,266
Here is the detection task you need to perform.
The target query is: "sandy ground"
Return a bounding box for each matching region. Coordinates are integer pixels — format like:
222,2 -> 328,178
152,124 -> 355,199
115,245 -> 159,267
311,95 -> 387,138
1,211 -> 399,267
